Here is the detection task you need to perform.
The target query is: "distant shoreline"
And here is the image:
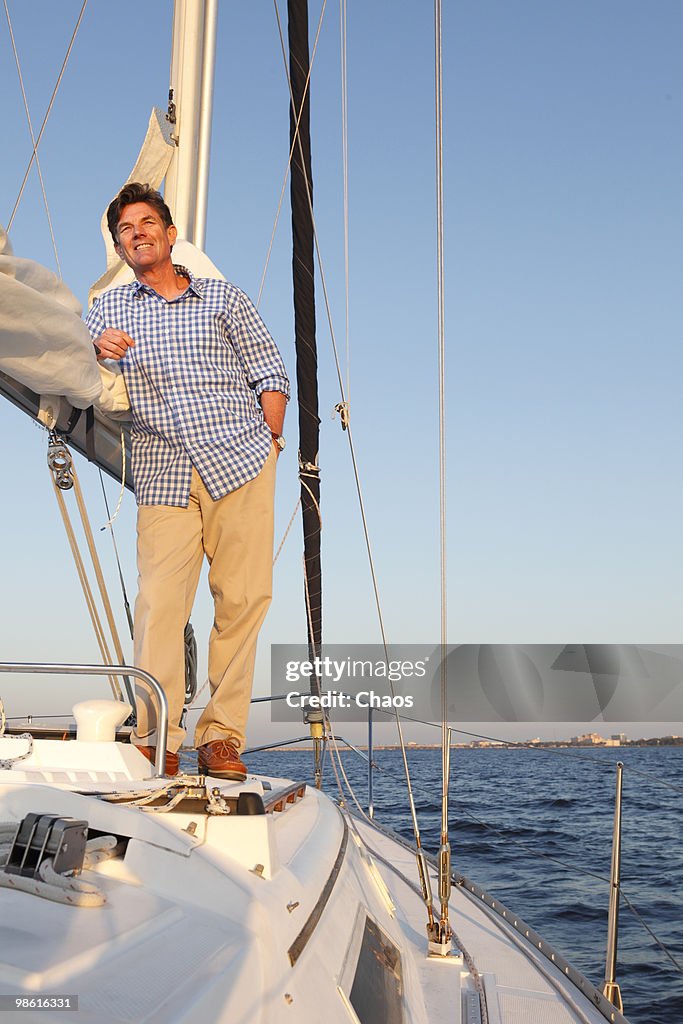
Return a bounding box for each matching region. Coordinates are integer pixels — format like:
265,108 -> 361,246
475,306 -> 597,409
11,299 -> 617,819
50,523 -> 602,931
258,737 -> 683,753
6,722 -> 680,751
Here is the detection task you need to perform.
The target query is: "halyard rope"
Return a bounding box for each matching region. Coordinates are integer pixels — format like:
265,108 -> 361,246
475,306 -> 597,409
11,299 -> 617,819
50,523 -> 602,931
99,430 -> 127,532
48,443 -> 130,702
51,477 -> 122,700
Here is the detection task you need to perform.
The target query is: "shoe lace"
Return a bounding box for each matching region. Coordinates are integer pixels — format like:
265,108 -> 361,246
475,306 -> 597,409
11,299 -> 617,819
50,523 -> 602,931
203,740 -> 239,759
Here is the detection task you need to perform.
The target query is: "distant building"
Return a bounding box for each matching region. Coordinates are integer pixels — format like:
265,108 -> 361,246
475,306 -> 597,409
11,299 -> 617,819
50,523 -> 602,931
570,732 -> 606,746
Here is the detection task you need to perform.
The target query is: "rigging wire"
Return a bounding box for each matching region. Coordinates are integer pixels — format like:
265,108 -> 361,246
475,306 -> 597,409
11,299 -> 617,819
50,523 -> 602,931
297,476 -> 370,816
352,824 -> 490,1022
97,467 -> 134,641
616,761 -> 683,796
619,891 -> 683,973
6,0 -> 89,232
273,496 -> 302,566
299,459 -> 444,935
3,0 -> 61,275
352,749 -> 615,885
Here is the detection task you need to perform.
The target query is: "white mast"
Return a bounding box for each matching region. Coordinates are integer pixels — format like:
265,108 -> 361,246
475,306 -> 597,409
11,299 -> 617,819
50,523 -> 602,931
165,0 -> 218,248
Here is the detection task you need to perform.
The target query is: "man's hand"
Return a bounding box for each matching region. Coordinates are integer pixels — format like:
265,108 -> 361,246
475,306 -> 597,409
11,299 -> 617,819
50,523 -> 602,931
94,328 -> 135,361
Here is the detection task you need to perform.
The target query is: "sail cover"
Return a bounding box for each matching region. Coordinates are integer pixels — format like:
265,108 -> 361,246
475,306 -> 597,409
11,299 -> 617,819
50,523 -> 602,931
288,0 -> 323,683
0,224 -> 103,409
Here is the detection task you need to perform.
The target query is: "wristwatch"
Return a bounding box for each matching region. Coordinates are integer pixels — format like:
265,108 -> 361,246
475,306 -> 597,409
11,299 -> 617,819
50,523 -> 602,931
271,432 -> 286,452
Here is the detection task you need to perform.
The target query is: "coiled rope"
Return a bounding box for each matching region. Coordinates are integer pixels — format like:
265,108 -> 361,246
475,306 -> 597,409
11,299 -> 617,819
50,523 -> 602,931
0,830 -> 117,908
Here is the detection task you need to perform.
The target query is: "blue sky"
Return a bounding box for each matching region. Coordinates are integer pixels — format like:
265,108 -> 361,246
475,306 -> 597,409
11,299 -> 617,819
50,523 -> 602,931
1,1 -> 681,744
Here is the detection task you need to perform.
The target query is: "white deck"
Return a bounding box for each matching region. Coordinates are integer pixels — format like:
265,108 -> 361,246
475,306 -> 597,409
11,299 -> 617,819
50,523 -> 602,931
0,735 -> 628,1024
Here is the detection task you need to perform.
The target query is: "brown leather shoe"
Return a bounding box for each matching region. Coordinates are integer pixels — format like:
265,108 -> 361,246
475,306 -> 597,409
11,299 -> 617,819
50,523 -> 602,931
197,740 -> 247,781
135,745 -> 179,776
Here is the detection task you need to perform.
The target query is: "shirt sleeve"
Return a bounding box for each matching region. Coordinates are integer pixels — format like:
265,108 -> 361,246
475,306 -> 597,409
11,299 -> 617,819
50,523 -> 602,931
228,289 -> 290,400
85,298 -> 106,341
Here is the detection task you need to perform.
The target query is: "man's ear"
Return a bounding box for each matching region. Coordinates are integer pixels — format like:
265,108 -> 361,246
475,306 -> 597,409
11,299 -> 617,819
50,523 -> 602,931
114,242 -> 123,259
168,224 -> 178,249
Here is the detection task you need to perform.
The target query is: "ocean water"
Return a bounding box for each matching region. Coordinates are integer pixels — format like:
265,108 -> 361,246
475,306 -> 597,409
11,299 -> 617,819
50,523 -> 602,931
240,744 -> 683,1024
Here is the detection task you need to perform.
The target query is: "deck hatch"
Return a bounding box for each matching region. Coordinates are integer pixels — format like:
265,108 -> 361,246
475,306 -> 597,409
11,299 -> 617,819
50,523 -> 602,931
348,917 -> 403,1024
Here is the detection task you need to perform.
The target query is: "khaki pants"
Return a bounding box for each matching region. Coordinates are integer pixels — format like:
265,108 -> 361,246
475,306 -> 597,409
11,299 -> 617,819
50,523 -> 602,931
132,448 -> 276,753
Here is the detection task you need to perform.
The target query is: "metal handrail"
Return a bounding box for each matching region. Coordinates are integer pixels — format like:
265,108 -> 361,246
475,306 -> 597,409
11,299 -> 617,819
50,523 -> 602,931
0,662 -> 169,776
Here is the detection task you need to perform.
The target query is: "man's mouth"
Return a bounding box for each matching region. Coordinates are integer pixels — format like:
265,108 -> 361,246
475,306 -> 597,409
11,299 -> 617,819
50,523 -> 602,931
135,243 -> 153,251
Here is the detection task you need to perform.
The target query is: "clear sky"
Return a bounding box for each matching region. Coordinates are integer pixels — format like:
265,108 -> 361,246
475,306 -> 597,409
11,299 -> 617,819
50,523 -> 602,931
1,1 -> 681,745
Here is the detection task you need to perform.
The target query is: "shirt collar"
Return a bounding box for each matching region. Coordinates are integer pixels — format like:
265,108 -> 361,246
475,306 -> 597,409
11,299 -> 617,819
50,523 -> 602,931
129,264 -> 205,300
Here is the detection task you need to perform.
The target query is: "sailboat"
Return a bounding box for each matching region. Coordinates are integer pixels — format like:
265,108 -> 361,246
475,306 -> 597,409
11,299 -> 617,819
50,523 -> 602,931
0,1 -> 649,1020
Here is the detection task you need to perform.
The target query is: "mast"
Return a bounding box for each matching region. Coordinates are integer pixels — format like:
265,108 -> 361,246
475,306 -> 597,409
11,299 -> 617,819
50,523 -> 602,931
165,0 -> 218,247
287,0 -> 324,763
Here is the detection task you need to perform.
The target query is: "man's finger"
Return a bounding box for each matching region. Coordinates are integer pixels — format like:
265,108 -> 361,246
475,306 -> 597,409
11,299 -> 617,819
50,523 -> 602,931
104,328 -> 135,347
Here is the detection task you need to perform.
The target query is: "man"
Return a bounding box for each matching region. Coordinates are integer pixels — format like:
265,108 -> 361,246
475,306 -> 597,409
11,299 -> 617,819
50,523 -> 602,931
87,182 -> 289,780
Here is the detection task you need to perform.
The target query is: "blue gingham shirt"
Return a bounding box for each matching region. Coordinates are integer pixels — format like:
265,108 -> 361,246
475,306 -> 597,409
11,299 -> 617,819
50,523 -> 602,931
86,267 -> 289,506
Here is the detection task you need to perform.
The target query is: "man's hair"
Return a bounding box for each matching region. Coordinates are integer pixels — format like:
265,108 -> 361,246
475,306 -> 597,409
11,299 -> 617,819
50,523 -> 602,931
106,183 -> 173,243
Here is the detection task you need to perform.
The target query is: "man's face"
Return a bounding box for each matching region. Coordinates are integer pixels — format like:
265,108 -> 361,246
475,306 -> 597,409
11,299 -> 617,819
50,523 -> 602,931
114,202 -> 177,276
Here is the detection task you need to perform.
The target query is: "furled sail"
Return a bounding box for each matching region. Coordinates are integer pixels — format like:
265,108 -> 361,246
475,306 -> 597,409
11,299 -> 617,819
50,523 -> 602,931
288,0 -> 323,686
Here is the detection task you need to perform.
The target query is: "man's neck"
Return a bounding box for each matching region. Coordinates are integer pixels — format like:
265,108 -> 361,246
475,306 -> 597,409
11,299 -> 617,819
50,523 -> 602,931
135,263 -> 188,300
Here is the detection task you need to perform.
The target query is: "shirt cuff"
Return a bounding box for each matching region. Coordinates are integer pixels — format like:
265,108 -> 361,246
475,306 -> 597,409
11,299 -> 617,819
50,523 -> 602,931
253,377 -> 291,400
